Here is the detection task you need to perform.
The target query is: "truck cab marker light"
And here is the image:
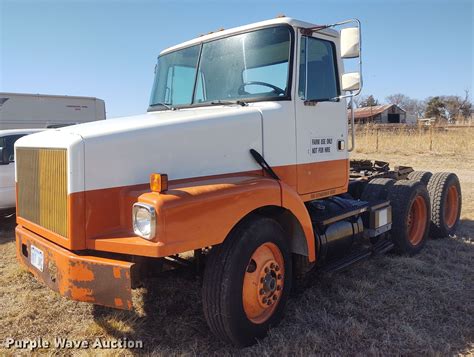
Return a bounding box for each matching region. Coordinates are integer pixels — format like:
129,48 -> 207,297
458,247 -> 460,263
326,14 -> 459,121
150,173 -> 168,193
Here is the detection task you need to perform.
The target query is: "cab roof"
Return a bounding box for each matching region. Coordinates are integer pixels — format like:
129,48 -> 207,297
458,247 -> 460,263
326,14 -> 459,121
160,17 -> 339,55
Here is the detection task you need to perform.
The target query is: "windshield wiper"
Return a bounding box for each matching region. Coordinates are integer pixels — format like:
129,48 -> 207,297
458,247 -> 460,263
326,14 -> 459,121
210,100 -> 248,107
150,102 -> 176,110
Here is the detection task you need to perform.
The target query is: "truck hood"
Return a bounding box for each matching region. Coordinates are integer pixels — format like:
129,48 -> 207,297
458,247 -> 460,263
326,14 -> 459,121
16,106 -> 264,193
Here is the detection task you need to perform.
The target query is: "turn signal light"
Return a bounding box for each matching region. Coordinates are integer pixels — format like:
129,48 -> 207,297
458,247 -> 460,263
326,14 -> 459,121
150,173 -> 168,193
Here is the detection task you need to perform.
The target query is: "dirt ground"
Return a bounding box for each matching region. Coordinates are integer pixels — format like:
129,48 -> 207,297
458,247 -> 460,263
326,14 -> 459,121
0,152 -> 472,356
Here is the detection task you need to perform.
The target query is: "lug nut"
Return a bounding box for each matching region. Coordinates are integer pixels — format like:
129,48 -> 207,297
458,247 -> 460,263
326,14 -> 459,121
276,285 -> 281,291
262,298 -> 268,304
267,300 -> 272,306
270,263 -> 275,269
273,295 -> 278,300
259,289 -> 265,295
275,266 -> 280,271
277,274 -> 282,280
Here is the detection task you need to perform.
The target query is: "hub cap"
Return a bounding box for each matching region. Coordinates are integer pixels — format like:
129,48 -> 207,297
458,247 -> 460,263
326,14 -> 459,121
444,185 -> 459,228
242,242 -> 284,324
407,195 -> 427,245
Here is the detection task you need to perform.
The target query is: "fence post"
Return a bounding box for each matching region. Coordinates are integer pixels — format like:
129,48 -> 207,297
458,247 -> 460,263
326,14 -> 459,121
376,128 -> 379,152
429,126 -> 433,151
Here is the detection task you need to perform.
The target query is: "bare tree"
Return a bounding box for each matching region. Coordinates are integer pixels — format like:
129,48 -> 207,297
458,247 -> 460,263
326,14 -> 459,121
386,93 -> 426,118
386,93 -> 410,107
440,90 -> 472,122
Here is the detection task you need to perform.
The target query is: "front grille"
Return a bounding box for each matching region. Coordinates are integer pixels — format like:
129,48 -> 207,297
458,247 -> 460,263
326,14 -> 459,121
17,148 -> 68,237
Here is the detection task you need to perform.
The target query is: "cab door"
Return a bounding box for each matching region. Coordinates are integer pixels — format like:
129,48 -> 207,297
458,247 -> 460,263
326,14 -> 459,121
295,32 -> 349,198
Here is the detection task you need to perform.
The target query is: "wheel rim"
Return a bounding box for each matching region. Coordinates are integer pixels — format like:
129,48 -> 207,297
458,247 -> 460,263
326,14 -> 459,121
444,185 -> 459,228
242,242 -> 284,324
407,195 -> 427,245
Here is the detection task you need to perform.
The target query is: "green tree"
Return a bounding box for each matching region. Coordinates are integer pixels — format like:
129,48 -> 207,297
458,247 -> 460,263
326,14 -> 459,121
424,96 -> 446,119
359,95 -> 379,107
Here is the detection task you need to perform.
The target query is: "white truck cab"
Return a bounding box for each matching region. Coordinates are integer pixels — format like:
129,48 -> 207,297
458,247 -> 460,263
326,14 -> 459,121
0,129 -> 44,211
13,17 -> 461,347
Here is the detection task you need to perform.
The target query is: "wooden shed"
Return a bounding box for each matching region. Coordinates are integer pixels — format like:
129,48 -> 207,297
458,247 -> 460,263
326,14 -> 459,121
348,104 -> 407,124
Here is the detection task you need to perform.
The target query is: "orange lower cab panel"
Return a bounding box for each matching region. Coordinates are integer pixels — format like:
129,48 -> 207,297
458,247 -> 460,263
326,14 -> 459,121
16,225 -> 134,310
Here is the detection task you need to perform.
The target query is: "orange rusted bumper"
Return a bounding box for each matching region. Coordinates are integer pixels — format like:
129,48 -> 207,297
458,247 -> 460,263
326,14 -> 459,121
16,226 -> 134,310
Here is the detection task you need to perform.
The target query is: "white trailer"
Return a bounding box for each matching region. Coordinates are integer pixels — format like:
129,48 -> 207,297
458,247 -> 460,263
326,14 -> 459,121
0,92 -> 106,130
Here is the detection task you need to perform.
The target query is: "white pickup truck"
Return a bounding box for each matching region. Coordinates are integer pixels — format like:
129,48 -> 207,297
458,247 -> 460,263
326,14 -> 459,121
0,129 -> 44,213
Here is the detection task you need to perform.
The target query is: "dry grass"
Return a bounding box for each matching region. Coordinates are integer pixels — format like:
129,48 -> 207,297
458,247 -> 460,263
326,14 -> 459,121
354,125 -> 474,156
0,142 -> 473,355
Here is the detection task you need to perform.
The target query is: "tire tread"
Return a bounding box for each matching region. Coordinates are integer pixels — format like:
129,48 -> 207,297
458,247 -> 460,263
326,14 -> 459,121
427,172 -> 462,238
407,171 -> 432,185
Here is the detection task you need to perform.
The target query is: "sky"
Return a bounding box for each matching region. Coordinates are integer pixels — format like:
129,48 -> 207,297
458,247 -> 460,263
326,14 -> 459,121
0,0 -> 472,118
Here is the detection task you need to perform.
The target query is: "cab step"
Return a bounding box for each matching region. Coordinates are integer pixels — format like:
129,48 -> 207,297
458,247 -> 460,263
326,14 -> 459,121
320,239 -> 394,273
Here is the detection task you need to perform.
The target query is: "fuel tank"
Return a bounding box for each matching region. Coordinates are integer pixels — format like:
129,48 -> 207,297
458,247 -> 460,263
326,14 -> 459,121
307,196 -> 365,263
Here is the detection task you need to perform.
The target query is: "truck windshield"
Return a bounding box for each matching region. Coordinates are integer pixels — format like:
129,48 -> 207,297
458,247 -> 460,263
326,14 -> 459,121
149,26 -> 291,108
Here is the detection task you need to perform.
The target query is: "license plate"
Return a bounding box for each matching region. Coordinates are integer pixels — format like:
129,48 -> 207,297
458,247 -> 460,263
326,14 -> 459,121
30,245 -> 44,272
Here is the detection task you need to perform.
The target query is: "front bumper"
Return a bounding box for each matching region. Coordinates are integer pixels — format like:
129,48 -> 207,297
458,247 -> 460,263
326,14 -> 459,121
16,226 -> 134,310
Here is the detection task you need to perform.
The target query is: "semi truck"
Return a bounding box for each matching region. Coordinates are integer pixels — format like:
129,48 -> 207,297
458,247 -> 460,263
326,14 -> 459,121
14,17 -> 462,347
0,92 -> 105,130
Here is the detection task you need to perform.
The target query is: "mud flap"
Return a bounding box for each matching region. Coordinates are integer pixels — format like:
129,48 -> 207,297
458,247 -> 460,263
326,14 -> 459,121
16,226 -> 134,310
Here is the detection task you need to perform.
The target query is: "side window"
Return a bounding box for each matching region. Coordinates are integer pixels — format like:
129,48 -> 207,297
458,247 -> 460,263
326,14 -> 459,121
299,36 -> 339,101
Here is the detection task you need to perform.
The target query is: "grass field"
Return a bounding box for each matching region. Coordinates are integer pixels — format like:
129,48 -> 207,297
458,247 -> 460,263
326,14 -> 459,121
0,131 -> 473,355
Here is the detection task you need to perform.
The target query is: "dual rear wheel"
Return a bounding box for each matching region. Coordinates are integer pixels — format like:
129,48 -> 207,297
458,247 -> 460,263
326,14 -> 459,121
408,171 -> 462,238
202,172 -> 462,346
427,172 -> 462,237
361,178 -> 431,254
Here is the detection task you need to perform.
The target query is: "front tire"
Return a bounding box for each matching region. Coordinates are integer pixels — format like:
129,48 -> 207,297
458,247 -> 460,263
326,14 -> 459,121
202,216 -> 292,347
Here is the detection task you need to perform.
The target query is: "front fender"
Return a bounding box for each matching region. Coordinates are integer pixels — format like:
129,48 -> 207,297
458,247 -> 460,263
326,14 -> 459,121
139,175 -> 316,261
139,175 -> 281,257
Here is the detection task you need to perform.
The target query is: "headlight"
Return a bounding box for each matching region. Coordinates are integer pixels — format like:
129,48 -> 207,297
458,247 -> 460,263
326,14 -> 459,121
132,203 -> 156,240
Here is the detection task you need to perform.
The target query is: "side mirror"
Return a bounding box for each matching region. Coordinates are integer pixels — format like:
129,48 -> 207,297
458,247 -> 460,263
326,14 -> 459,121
342,72 -> 361,92
340,27 -> 360,58
0,147 -> 10,165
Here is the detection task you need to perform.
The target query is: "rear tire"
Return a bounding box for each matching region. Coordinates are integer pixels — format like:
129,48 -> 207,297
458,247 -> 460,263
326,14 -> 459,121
427,172 -> 462,238
407,171 -> 432,185
361,178 -> 395,202
202,215 -> 292,347
388,180 -> 431,255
